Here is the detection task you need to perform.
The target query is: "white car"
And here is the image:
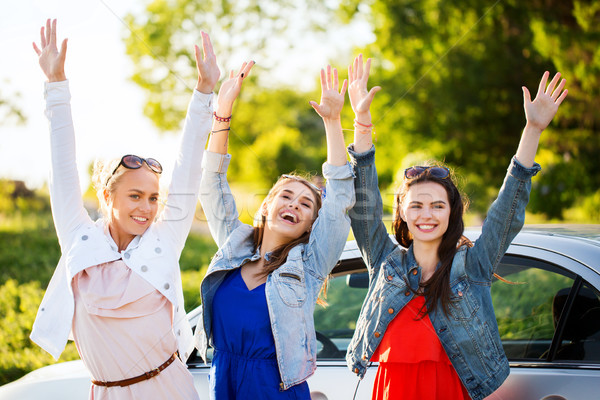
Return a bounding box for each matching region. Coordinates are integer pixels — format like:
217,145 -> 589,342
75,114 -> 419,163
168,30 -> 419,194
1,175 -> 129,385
2,225 -> 599,399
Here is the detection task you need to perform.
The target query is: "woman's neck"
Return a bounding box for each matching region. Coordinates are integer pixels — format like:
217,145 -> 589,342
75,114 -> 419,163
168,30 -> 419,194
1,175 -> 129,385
412,240 -> 440,281
108,224 -> 135,253
259,229 -> 287,258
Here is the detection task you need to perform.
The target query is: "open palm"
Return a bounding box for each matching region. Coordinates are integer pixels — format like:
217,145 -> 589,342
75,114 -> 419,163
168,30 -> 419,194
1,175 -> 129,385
348,54 -> 380,115
523,71 -> 568,132
310,65 -> 347,120
32,19 -> 67,82
216,61 -> 255,113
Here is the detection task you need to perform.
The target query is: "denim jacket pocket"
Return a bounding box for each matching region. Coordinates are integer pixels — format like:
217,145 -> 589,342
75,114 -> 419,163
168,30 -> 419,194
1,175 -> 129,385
273,266 -> 307,308
448,279 -> 480,321
382,262 -> 407,289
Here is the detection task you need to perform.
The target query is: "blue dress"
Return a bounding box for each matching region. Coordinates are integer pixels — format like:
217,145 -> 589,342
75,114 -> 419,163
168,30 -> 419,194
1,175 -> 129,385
210,268 -> 310,400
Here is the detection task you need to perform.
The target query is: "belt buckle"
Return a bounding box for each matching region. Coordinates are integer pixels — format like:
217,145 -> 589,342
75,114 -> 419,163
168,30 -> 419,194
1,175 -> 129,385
145,367 -> 160,379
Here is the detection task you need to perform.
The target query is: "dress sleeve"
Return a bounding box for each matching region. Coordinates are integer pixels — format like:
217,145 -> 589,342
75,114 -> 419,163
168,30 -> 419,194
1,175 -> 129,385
467,157 -> 541,280
303,161 -> 355,280
198,151 -> 243,248
45,80 -> 91,249
347,144 -> 397,276
159,90 -> 213,254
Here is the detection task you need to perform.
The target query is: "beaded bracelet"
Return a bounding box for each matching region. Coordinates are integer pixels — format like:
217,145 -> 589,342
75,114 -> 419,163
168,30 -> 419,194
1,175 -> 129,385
213,112 -> 232,123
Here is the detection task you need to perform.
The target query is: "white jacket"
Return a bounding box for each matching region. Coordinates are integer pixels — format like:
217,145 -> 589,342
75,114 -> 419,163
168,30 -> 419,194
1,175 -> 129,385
30,80 -> 212,361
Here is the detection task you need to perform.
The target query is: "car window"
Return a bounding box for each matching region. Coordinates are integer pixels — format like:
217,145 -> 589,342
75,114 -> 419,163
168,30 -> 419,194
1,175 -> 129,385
314,271 -> 369,359
492,256 -> 576,360
554,282 -> 600,362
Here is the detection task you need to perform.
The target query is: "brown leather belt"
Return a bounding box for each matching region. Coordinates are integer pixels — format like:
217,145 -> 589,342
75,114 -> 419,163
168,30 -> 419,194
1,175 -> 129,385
91,353 -> 177,387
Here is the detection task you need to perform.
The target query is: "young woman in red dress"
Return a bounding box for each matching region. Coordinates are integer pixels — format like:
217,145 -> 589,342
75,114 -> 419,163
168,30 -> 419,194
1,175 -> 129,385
345,54 -> 568,400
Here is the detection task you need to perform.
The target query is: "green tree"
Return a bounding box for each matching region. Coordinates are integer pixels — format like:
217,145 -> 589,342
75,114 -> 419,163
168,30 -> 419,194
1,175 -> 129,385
341,0 -> 599,218
124,0 -> 599,219
123,0 -> 355,131
0,82 -> 26,126
122,0 -> 368,184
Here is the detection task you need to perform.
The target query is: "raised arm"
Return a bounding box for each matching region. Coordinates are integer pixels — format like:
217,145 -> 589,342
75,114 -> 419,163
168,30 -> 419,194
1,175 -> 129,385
160,32 -> 220,251
309,65 -> 348,166
33,19 -> 90,248
516,71 -> 568,167
206,61 -> 255,154
469,71 -> 568,279
348,54 -> 381,154
304,65 -> 355,279
200,61 -> 254,247
346,55 -> 392,273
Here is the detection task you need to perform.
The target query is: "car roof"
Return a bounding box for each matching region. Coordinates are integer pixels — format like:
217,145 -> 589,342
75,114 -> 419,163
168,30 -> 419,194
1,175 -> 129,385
334,224 -> 600,276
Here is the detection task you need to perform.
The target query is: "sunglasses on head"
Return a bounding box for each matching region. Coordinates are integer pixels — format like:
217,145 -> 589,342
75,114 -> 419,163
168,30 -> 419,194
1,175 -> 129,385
281,174 -> 323,194
108,155 -> 163,184
404,166 -> 450,180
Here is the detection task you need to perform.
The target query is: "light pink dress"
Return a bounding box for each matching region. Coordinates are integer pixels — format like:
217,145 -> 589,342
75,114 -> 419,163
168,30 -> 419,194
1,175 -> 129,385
72,260 -> 199,400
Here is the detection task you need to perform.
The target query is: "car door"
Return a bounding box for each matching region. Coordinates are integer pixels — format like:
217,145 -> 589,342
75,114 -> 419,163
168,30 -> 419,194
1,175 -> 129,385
186,264 -> 376,400
310,267 -> 375,400
490,249 -> 600,400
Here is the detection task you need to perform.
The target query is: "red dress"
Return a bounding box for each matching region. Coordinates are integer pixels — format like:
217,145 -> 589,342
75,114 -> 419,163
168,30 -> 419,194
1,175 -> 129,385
370,296 -> 471,400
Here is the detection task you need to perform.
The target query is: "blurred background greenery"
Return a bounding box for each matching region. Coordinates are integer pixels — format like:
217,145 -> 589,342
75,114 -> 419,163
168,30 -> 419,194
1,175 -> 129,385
1,0 -> 599,387
0,180 -> 217,385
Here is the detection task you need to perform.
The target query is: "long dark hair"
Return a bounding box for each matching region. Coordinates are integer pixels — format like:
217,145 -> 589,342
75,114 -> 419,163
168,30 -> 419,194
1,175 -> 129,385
252,173 -> 323,276
392,163 -> 471,317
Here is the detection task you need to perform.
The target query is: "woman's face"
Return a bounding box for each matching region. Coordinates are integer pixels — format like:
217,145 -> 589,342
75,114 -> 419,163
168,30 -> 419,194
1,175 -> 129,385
107,168 -> 160,239
400,181 -> 451,247
263,180 -> 318,243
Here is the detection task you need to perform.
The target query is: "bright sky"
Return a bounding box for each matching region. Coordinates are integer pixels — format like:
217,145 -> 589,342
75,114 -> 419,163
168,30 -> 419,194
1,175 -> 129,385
0,0 -> 373,191
1,0 -> 174,190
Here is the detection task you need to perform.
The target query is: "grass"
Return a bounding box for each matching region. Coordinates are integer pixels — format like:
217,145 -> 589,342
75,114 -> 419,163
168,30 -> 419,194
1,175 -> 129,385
0,209 -> 218,386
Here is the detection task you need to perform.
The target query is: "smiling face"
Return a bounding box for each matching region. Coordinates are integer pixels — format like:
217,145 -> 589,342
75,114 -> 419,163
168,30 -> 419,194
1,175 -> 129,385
106,167 -> 160,246
262,180 -> 319,245
399,181 -> 451,247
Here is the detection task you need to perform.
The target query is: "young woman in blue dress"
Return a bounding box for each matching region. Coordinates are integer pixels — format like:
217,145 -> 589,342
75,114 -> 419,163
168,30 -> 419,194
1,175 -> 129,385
194,64 -> 359,398
345,54 -> 568,400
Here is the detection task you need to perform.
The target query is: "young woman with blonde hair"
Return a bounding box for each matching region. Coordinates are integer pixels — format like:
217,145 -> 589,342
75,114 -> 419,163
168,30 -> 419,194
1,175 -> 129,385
30,19 -> 222,399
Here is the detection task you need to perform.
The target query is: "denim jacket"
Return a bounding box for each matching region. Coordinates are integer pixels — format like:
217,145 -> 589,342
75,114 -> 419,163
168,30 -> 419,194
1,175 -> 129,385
194,151 -> 355,390
346,145 -> 540,400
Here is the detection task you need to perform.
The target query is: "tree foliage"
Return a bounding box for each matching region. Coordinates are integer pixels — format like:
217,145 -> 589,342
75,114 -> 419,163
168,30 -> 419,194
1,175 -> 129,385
341,0 -> 600,217
123,0 -> 599,219
123,0 -> 350,131
0,83 -> 26,126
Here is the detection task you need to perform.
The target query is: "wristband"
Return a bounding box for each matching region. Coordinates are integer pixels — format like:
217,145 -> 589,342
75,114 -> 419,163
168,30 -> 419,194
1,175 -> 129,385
213,112 -> 232,123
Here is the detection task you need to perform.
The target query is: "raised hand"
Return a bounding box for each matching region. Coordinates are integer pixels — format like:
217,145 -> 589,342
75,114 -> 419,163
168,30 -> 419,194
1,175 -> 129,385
522,71 -> 568,133
516,71 -> 568,168
309,65 -> 348,120
194,32 -> 221,94
348,54 -> 380,119
32,19 -> 67,82
215,61 -> 255,116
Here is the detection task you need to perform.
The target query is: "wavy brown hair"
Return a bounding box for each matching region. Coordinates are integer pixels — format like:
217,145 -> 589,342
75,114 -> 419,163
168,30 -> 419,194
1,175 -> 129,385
392,162 -> 472,317
252,173 -> 330,306
252,173 -> 323,273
